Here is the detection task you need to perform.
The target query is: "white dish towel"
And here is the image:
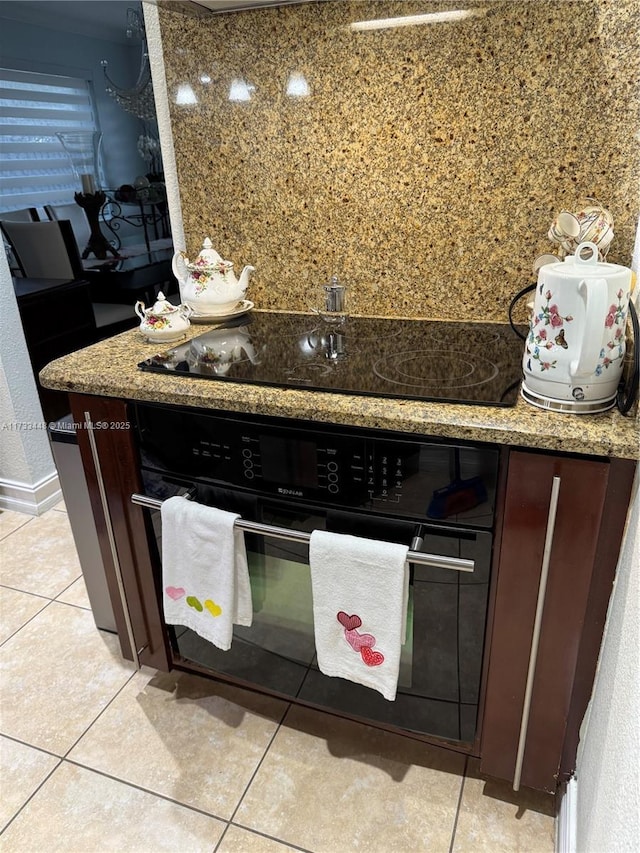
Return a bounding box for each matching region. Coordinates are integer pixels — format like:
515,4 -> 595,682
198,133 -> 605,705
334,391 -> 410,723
309,530 -> 409,701
161,496 -> 252,651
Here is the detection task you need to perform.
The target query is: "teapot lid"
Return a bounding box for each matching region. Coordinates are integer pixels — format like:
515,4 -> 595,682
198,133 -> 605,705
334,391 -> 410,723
559,241 -> 628,274
194,237 -> 226,268
150,292 -> 177,314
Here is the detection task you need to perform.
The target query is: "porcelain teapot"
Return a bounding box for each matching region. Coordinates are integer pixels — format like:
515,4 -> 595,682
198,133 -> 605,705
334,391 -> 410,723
135,292 -> 191,343
522,242 -> 633,413
188,326 -> 260,375
172,237 -> 255,316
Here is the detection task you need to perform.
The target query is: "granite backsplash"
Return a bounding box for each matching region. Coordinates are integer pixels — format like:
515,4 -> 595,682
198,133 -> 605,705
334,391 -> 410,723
157,0 -> 639,321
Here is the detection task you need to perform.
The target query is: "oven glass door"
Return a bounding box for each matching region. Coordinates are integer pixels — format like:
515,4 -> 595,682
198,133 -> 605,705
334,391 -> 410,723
143,475 -> 492,745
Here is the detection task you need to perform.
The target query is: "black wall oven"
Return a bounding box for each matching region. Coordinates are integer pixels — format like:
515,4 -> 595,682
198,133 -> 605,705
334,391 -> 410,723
133,402 -> 499,747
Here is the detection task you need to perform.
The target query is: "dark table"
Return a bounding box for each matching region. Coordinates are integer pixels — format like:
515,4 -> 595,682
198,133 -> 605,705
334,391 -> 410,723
101,189 -> 170,253
83,248 -> 174,305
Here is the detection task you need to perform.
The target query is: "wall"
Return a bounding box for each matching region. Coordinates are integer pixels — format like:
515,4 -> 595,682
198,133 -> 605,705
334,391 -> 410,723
0,250 -> 59,515
575,471 -> 639,851
156,0 -> 639,321
0,14 -> 146,190
572,221 -> 640,851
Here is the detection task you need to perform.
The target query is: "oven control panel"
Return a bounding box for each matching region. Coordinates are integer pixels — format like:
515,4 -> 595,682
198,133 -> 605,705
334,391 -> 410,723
134,404 -> 498,525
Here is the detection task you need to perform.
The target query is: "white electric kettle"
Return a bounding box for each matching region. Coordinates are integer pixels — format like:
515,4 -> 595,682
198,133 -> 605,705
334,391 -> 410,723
522,241 -> 633,413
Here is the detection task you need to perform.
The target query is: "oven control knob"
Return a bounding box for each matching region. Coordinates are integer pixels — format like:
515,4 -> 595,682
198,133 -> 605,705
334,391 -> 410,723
327,461 -> 338,472
328,483 -> 339,493
243,469 -> 255,480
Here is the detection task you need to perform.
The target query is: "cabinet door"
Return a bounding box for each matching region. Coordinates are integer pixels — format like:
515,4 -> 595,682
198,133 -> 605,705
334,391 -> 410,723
481,451 -> 611,792
69,393 -> 170,671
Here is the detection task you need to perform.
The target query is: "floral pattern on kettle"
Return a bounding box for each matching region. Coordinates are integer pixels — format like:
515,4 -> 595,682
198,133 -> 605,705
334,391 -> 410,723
595,289 -> 627,376
526,288 -> 574,371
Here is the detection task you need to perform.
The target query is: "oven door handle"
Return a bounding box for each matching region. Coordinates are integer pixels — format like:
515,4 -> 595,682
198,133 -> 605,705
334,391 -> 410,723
130,492 -> 475,574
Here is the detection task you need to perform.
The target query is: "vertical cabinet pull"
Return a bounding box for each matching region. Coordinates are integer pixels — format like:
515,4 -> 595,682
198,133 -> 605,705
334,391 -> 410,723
513,475 -> 561,791
84,412 -> 141,669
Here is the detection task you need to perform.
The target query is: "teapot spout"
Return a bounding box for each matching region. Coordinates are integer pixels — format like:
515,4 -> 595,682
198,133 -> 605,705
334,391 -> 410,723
238,264 -> 255,294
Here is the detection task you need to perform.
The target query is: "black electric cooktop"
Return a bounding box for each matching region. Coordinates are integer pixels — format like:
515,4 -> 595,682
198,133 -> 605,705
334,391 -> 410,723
138,312 -> 525,407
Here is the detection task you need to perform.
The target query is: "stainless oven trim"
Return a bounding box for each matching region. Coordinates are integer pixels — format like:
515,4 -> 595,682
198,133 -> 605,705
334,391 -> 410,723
130,492 -> 475,573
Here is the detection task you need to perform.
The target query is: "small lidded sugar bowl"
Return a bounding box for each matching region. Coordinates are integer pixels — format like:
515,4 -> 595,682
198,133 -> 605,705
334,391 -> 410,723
135,291 -> 191,343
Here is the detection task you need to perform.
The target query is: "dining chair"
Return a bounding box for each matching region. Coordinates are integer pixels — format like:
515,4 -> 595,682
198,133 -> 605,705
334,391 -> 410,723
0,207 -> 39,222
0,219 -> 84,279
0,208 -> 40,273
44,203 -> 92,256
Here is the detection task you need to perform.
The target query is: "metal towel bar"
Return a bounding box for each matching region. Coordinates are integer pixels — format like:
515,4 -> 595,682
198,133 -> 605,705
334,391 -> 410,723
130,492 -> 475,573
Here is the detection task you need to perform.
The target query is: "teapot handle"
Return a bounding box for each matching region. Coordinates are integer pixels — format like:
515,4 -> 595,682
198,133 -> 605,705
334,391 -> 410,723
569,277 -> 608,377
134,301 -> 146,321
172,251 -> 188,284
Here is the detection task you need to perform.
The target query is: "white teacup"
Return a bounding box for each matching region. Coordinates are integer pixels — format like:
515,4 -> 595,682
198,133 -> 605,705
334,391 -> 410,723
547,211 -> 581,244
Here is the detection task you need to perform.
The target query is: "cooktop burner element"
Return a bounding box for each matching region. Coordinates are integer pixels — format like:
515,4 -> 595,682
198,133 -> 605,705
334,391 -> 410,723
138,312 -> 525,407
373,350 -> 499,389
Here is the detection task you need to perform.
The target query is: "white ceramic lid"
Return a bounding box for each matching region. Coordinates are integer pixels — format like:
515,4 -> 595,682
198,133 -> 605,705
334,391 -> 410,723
150,292 -> 177,314
547,242 -> 629,277
192,237 -> 228,268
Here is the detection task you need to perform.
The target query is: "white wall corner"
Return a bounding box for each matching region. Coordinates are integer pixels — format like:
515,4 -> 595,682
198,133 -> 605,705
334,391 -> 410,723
0,470 -> 61,516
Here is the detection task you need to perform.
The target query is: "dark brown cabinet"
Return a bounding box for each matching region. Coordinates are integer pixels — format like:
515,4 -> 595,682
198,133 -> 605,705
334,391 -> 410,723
481,450 -> 635,792
69,393 -> 635,793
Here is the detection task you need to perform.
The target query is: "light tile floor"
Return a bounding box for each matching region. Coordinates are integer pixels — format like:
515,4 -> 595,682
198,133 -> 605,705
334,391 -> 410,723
0,504 -> 556,853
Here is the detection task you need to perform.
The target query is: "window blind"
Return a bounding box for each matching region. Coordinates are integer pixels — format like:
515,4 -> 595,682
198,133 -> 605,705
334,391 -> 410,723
0,67 -> 97,214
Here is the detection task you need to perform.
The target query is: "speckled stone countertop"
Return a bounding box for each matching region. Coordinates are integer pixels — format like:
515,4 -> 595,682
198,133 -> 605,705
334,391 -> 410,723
40,315 -> 638,460
157,0 -> 639,323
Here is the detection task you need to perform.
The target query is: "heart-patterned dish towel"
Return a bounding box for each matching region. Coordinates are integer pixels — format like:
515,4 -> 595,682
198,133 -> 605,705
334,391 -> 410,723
309,530 -> 409,701
161,496 -> 252,651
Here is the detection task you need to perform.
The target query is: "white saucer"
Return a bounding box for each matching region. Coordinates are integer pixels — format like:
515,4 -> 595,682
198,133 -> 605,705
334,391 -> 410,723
189,300 -> 254,324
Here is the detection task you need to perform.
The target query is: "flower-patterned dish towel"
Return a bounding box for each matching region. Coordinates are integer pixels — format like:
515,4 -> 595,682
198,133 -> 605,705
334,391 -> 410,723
309,530 -> 409,701
161,496 -> 252,651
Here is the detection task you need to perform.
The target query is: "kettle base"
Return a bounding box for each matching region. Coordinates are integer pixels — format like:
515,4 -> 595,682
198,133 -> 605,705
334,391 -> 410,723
521,383 -> 616,415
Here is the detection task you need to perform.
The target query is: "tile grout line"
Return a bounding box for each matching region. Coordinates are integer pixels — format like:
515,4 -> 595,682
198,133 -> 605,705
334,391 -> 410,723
56,669 -> 233,825
0,582 -> 52,600
0,759 -> 62,838
0,517 -> 34,542
63,756 -> 231,823
0,732 -> 62,761
0,598 -> 55,647
1,668 -> 232,834
0,594 -> 97,648
226,821 -> 315,853
59,667 -> 140,761
53,574 -> 88,603
213,702 -> 307,853
448,753 -> 469,853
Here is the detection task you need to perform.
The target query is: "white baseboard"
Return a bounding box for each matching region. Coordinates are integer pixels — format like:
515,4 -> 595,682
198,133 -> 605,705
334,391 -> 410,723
0,471 -> 61,516
556,776 -> 578,853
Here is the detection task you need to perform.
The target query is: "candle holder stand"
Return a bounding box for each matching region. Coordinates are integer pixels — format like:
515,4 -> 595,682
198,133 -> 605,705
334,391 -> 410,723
74,191 -> 119,260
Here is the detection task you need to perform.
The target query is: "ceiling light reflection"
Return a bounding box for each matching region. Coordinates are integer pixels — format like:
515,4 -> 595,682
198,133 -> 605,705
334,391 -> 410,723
229,78 -> 255,102
176,83 -> 198,105
350,9 -> 486,32
286,71 -> 310,98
